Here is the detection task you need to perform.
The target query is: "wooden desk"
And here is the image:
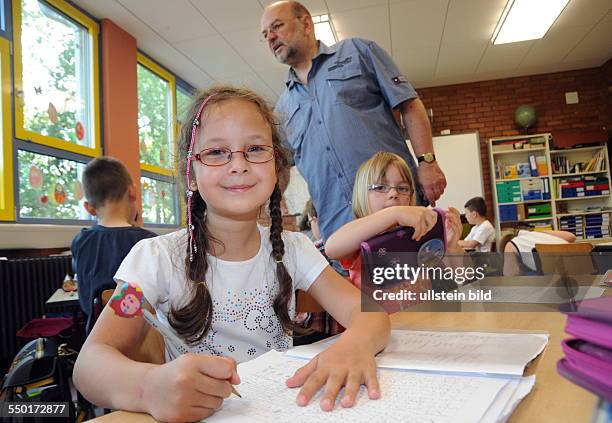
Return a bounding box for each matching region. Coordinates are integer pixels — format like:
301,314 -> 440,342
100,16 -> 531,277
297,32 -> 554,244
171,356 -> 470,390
87,309 -> 599,423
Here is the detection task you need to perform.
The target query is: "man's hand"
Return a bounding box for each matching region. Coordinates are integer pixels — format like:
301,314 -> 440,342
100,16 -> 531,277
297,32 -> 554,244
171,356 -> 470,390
417,161 -> 446,206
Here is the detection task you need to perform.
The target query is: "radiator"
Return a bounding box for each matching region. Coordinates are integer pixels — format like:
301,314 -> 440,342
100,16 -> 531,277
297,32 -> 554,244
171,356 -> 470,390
0,256 -> 73,371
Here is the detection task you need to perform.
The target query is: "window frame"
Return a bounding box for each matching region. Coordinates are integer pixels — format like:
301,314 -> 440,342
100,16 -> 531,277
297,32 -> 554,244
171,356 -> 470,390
12,0 -> 101,157
14,139 -> 94,225
0,35 -> 13,220
140,169 -> 180,228
137,52 -> 176,178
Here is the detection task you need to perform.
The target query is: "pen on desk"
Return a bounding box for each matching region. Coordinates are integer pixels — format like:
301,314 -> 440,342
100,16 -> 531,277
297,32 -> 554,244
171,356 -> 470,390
109,282 -> 242,398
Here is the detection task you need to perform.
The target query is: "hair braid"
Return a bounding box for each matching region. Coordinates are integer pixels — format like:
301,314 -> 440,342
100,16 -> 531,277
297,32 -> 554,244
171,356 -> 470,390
268,184 -> 296,334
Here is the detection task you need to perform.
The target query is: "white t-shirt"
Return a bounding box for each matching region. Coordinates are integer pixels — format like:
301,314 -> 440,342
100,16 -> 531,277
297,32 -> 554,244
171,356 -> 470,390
114,226 -> 328,363
464,220 -> 495,252
510,230 -> 568,271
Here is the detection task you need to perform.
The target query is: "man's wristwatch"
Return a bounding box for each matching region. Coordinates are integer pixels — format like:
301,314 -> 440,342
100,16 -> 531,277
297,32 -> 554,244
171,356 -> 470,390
417,152 -> 436,164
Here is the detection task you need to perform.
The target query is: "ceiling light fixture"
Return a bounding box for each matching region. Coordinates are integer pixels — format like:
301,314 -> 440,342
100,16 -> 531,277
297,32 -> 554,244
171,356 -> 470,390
492,0 -> 569,45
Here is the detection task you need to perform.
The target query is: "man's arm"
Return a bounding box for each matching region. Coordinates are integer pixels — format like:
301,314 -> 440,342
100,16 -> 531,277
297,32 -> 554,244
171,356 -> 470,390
399,98 -> 447,206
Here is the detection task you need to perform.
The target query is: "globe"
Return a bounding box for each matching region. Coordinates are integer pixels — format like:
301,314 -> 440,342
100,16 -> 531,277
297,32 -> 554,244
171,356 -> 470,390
514,105 -> 537,132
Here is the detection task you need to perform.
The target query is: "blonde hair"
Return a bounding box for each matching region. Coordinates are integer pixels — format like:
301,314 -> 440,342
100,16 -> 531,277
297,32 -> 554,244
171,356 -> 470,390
352,152 -> 415,218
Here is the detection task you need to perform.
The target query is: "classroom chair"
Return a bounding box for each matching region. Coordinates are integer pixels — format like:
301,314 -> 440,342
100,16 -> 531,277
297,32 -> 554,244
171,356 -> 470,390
534,243 -> 595,275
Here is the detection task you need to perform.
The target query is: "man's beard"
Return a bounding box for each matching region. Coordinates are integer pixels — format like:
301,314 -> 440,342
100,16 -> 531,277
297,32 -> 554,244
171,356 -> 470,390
276,44 -> 299,65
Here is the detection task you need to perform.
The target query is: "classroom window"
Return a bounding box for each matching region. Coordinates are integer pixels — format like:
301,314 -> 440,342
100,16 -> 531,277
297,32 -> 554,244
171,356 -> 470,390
141,176 -> 177,225
137,54 -> 176,175
17,149 -> 90,221
0,36 -> 13,220
13,0 -> 100,156
176,84 -> 194,125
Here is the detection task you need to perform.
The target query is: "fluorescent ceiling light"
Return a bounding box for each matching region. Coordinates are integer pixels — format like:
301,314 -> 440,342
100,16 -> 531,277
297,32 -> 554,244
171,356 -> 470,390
313,14 -> 337,46
492,0 -> 569,45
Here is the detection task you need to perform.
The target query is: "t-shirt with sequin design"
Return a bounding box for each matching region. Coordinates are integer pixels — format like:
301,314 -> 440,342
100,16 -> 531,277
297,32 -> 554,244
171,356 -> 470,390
114,225 -> 329,363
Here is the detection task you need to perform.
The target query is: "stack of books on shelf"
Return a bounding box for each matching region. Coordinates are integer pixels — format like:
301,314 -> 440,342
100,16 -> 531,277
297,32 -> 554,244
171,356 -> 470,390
584,213 -> 610,239
559,212 -> 611,240
491,136 -> 546,152
555,176 -> 610,199
552,148 -> 607,175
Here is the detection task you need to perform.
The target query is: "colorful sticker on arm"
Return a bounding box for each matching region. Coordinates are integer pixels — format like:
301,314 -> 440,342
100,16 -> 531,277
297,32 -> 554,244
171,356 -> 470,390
109,282 -> 145,318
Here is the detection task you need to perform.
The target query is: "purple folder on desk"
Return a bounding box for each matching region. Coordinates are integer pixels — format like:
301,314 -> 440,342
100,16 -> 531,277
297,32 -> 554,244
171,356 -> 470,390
360,208 -> 447,283
560,296 -> 612,349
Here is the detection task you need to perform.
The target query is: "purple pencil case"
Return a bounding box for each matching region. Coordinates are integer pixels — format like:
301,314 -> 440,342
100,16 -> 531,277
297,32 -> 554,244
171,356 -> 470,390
558,339 -> 612,402
560,296 -> 612,349
360,208 -> 447,278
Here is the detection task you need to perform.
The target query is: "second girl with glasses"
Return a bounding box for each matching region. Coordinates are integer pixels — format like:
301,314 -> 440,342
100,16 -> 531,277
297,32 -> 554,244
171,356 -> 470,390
325,152 -> 464,289
74,86 -> 390,421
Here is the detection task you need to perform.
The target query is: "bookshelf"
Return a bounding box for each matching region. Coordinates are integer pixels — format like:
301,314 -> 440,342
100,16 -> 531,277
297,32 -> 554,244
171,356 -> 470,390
489,134 -> 611,242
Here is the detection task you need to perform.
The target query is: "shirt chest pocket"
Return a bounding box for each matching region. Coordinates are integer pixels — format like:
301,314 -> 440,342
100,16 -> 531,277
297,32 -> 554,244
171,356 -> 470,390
325,58 -> 370,108
282,102 -> 306,153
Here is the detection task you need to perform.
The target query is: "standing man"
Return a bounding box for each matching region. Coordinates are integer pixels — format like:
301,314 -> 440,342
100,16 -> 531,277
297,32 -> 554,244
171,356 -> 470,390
261,1 -> 447,241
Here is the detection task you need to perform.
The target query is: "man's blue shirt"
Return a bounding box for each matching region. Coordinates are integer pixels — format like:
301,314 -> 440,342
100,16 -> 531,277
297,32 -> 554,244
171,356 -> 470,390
275,38 -> 419,240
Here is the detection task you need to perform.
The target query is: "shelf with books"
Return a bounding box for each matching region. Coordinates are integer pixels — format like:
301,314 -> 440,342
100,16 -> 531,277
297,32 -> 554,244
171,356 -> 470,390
490,135 -> 612,241
552,170 -> 608,178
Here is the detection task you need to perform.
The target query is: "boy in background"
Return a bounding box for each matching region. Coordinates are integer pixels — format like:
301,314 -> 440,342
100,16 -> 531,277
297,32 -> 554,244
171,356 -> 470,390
458,196 -> 495,252
71,157 -> 156,332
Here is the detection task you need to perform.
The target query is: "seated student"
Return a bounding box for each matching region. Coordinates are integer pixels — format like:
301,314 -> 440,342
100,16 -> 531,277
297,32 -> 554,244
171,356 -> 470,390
71,157 -> 156,332
325,152 -> 464,290
498,228 -> 576,276
296,200 -> 344,340
74,87 -> 390,421
458,197 -> 495,252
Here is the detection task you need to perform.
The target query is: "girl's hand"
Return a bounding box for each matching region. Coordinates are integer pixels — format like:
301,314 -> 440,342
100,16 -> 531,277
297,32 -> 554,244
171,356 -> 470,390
142,354 -> 240,422
445,207 -> 464,252
286,342 -> 379,411
393,206 -> 438,241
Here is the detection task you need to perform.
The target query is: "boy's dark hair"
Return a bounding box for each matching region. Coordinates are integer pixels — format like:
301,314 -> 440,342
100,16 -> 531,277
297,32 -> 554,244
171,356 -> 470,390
82,157 -> 132,209
464,196 -> 487,217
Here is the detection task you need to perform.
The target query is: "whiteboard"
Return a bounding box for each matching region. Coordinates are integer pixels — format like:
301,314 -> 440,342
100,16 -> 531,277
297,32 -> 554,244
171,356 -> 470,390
407,132 -> 484,211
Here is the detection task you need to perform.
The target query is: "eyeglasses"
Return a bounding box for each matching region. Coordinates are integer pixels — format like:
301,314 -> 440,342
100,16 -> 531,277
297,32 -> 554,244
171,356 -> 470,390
368,183 -> 414,196
260,17 -> 300,42
194,145 -> 275,166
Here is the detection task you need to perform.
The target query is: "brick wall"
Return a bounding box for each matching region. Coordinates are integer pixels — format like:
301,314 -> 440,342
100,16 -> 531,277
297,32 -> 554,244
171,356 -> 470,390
417,62 -> 611,220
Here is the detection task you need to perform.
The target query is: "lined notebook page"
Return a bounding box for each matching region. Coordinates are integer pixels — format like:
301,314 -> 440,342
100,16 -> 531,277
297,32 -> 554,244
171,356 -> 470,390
287,330 -> 548,376
207,351 -> 510,423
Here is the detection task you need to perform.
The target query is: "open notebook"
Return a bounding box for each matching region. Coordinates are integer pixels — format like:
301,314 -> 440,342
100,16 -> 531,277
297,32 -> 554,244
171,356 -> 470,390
206,330 -> 547,423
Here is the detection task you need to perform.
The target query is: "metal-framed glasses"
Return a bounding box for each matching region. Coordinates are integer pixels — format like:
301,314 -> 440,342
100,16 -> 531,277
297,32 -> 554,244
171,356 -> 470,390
260,17 -> 300,42
368,183 -> 413,196
194,145 -> 275,166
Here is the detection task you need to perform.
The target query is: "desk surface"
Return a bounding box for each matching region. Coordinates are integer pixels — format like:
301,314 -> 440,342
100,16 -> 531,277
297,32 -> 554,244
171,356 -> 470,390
46,288 -> 79,305
87,309 -> 598,423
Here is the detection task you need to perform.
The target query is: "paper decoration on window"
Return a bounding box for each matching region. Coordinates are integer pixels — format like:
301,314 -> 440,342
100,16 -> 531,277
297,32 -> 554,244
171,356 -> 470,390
74,180 -> 83,201
29,166 -> 43,188
48,102 -> 58,123
54,183 -> 66,204
140,140 -> 147,153
75,122 -> 84,140
34,86 -> 42,95
160,149 -> 166,164
39,194 -> 49,204
160,190 -> 167,199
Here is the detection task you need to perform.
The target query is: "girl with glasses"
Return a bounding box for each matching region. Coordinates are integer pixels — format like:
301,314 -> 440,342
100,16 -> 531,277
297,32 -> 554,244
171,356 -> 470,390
326,152 -> 464,290
74,86 -> 390,421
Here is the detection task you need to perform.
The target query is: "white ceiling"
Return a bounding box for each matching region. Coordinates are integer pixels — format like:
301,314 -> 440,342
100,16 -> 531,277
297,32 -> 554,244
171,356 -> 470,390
73,0 -> 612,103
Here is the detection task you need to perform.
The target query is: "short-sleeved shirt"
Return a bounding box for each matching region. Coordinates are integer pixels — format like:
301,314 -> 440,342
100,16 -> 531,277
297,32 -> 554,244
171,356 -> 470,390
464,220 -> 495,252
71,224 -> 156,318
511,230 -> 568,271
275,38 -> 419,241
114,226 -> 328,363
